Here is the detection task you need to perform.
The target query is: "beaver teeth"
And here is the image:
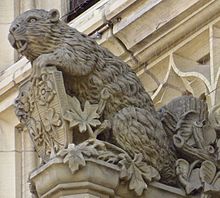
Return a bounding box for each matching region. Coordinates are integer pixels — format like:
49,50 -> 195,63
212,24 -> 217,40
13,41 -> 23,49
18,41 -> 22,48
8,34 -> 27,51
16,40 -> 27,52
17,40 -> 26,48
16,41 -> 21,49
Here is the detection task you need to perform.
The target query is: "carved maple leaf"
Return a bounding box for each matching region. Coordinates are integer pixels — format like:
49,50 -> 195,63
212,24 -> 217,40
64,96 -> 101,137
119,153 -> 160,196
58,142 -> 99,174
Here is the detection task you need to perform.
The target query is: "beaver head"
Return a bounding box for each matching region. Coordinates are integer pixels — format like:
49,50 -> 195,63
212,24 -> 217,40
8,9 -> 66,61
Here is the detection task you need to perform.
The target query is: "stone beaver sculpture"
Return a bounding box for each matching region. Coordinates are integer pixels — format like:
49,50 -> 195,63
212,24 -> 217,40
8,9 -> 177,183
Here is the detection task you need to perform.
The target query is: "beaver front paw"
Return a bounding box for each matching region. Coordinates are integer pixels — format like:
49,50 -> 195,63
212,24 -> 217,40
32,54 -> 56,76
33,54 -> 54,68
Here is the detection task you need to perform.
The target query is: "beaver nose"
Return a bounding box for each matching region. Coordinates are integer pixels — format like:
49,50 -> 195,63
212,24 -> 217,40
10,24 -> 20,33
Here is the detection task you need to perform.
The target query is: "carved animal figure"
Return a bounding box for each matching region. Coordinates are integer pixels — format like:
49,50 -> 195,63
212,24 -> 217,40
8,9 -> 176,183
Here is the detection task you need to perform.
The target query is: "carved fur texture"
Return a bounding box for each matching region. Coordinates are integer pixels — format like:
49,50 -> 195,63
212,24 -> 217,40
9,9 -> 176,183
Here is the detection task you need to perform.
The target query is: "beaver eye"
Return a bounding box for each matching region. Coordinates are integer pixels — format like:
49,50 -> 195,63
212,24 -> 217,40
27,17 -> 37,23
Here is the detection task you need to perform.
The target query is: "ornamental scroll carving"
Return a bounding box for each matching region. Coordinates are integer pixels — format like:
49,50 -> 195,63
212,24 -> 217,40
10,9 -> 220,197
15,67 -> 71,162
159,96 -> 220,198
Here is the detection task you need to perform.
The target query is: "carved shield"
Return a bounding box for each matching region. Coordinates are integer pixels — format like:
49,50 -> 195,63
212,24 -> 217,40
16,67 -> 72,162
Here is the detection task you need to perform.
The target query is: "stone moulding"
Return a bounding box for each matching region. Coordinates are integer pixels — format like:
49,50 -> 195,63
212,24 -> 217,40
30,158 -> 119,198
29,157 -> 189,198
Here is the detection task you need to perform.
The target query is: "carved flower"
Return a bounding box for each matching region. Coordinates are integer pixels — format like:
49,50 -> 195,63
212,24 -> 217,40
42,108 -> 62,132
119,153 -> 160,196
64,97 -> 101,137
36,73 -> 55,105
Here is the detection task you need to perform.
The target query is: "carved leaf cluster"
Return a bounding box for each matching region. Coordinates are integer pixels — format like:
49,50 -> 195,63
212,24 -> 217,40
176,159 -> 202,194
172,101 -> 220,197
57,139 -> 160,196
176,159 -> 220,196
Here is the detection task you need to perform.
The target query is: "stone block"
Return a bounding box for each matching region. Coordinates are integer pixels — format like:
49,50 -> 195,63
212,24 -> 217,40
0,152 -> 16,198
0,0 -> 15,23
0,23 -> 15,71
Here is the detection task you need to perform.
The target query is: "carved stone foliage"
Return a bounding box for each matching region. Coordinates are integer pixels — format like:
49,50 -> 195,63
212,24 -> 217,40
176,159 -> 220,198
58,139 -> 160,196
19,69 -> 220,198
160,96 -> 220,198
60,89 -> 161,195
63,96 -> 102,138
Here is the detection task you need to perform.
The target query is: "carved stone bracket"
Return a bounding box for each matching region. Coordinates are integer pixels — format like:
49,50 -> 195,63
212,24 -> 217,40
29,141 -> 181,198
18,66 -> 220,197
57,139 -> 160,196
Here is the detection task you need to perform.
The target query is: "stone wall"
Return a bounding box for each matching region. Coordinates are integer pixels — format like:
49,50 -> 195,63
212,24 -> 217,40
1,0 -> 220,197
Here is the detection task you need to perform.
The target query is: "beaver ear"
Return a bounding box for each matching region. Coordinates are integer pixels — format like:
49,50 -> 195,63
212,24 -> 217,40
48,9 -> 60,22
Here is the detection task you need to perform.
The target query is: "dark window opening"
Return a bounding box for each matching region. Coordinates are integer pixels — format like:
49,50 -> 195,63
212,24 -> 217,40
63,0 -> 100,22
197,53 -> 210,65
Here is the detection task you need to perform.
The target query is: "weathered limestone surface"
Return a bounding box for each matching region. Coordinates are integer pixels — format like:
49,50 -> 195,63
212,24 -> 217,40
9,8 -> 220,198
1,1 -> 220,198
0,0 -> 18,71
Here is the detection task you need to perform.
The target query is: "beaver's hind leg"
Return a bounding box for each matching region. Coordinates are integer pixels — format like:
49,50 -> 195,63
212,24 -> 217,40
111,106 -> 176,183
